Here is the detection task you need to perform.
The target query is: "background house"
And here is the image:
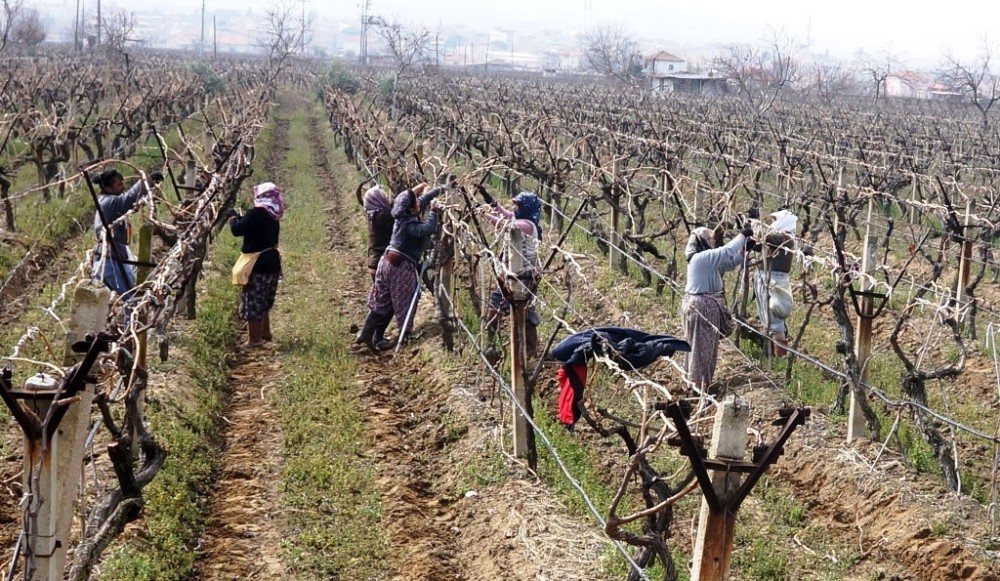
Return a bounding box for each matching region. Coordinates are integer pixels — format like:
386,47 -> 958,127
643,51 -> 726,95
644,51 -> 688,76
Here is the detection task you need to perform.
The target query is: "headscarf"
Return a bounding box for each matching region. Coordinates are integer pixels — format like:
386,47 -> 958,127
363,185 -> 391,219
512,192 -> 542,237
391,189 -> 417,220
254,182 -> 285,220
769,209 -> 797,234
684,227 -> 714,261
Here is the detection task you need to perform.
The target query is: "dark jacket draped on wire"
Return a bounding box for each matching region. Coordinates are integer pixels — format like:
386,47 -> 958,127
551,327 -> 690,428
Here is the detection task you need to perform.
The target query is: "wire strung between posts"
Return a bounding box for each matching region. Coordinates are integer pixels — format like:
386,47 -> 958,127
538,192 -> 1000,444
436,283 -> 652,581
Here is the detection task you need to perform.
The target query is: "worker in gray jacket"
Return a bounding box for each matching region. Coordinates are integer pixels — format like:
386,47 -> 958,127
681,225 -> 750,390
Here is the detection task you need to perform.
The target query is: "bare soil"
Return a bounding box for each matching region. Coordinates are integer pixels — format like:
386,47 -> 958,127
313,109 -> 611,580
194,344 -> 289,580
193,116 -> 292,580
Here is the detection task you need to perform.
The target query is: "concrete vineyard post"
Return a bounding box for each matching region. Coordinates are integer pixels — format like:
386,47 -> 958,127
691,396 -> 750,580
22,283 -> 110,580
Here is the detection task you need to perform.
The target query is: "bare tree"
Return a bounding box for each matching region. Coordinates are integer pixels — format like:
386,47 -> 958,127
805,61 -> 857,106
371,17 -> 432,81
856,47 -> 900,107
10,7 -> 45,52
940,36 -> 1000,128
370,17 -> 432,113
260,0 -> 312,74
101,8 -> 138,52
0,0 -> 23,54
713,30 -> 804,115
580,23 -> 641,85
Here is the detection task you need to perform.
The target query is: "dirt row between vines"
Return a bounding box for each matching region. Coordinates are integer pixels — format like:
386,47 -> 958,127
193,116 -> 292,579
311,109 -> 613,579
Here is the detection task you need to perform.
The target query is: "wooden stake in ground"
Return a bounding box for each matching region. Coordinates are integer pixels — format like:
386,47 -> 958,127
179,160 -> 201,319
848,198 -> 876,442
956,200 -> 973,330
690,396 -> 750,580
508,228 -> 534,465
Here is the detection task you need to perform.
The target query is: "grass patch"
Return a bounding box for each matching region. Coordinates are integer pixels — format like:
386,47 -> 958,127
275,96 -> 388,578
97,112 -> 264,580
101,226 -> 241,580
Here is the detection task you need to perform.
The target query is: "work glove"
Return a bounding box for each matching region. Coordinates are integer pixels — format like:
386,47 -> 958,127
225,208 -> 241,220
747,207 -> 760,220
475,184 -> 495,206
149,171 -> 165,184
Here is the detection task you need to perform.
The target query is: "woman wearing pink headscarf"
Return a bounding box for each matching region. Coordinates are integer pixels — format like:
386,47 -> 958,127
229,182 -> 285,347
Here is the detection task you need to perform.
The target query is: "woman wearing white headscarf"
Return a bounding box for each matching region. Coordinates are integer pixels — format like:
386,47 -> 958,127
752,209 -> 797,356
681,225 -> 750,390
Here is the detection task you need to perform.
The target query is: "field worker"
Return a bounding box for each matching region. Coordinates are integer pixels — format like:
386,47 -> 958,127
752,209 -> 797,356
357,182 -> 444,351
478,186 -> 543,357
91,167 -> 163,295
362,185 -> 394,281
229,182 -> 284,348
681,225 -> 751,391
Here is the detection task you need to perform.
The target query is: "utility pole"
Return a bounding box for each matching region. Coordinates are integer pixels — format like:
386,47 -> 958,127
509,31 -> 513,70
74,0 -> 80,53
213,14 -> 217,59
199,0 -> 205,57
435,33 -> 440,67
96,0 -> 102,46
359,0 -> 371,65
299,0 -> 308,54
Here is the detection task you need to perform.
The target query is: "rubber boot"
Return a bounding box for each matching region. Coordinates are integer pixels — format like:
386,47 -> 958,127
771,332 -> 789,357
262,311 -> 273,342
247,320 -> 265,347
356,311 -> 380,352
373,313 -> 393,351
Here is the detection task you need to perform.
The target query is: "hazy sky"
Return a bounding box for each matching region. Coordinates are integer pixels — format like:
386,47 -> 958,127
73,0 -> 1000,66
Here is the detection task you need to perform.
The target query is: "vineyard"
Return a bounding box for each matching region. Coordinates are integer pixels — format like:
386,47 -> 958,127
2,45 -> 1000,580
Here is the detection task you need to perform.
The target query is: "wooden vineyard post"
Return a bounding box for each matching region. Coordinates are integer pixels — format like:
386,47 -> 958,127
21,282 -> 110,580
909,172 -> 920,225
132,223 -> 153,442
136,224 -> 153,366
610,157 -> 626,274
690,397 -> 750,580
956,200 -> 973,329
436,225 -> 455,352
508,229 -> 536,467
693,181 -> 703,224
178,160 -> 200,319
849,198 -> 876,442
